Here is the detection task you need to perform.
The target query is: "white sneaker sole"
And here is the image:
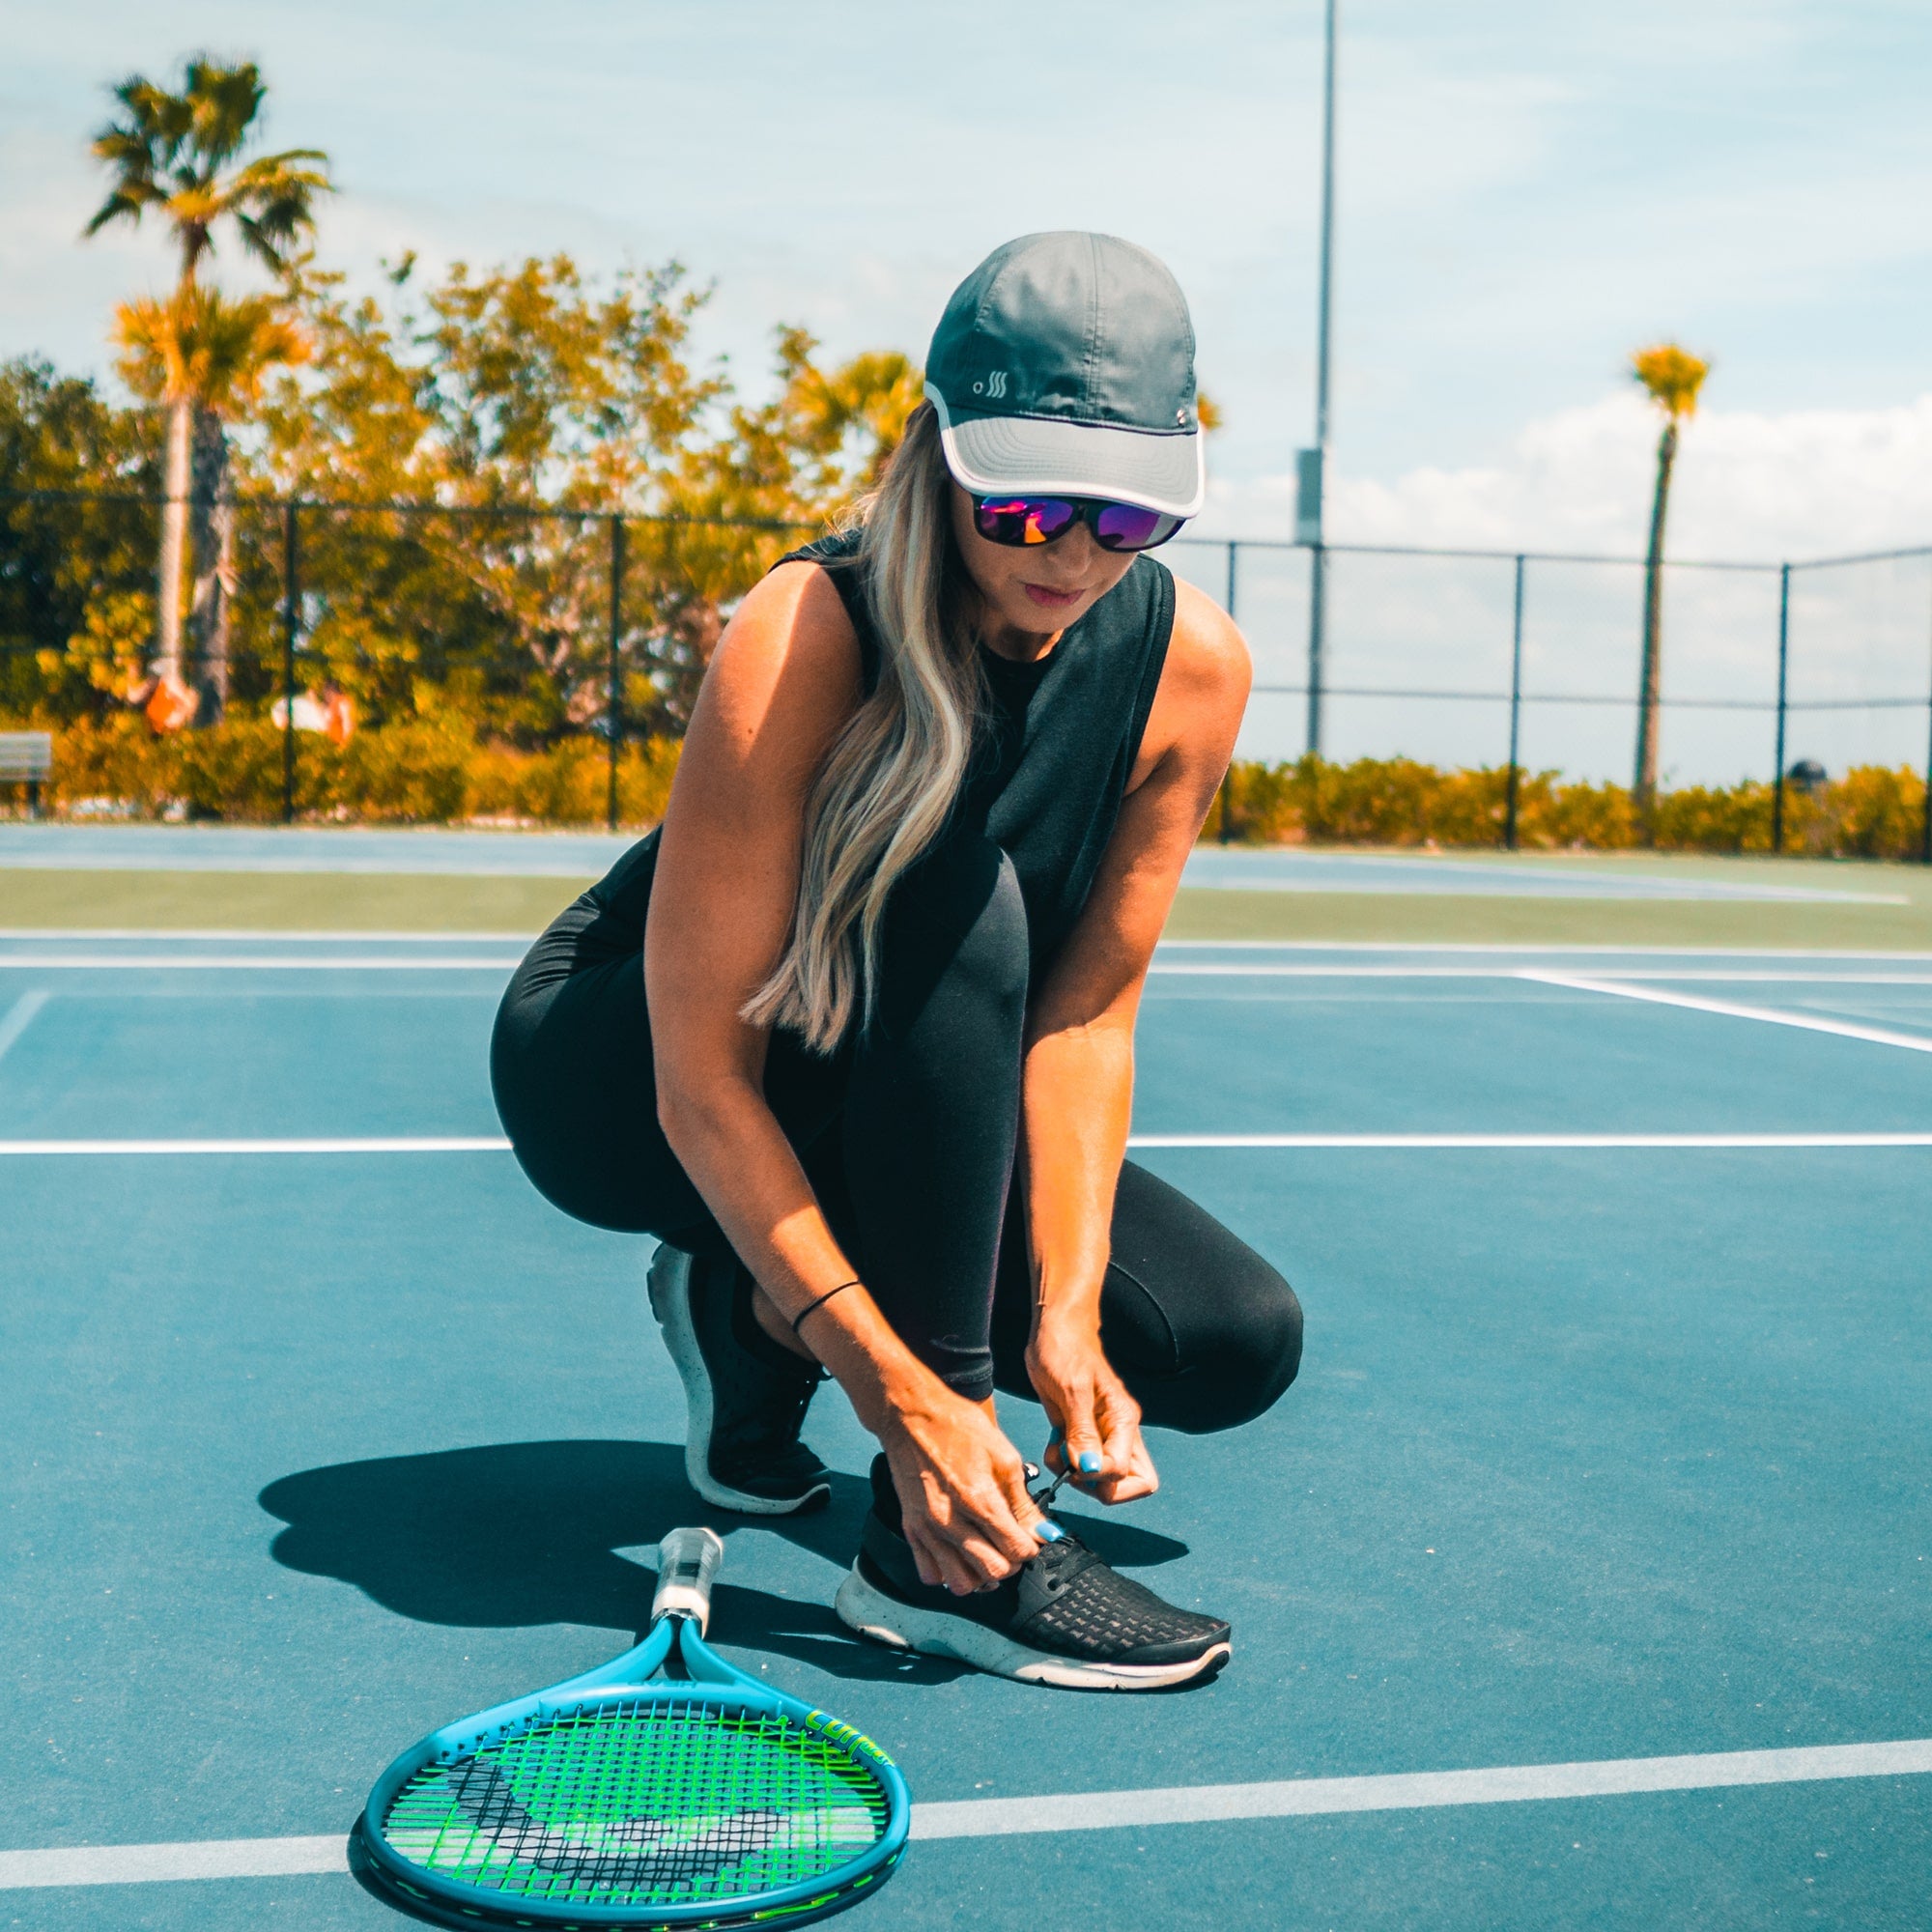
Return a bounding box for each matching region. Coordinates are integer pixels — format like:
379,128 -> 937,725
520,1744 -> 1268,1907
833,1565 -> 1231,1690
646,1244 -> 830,1518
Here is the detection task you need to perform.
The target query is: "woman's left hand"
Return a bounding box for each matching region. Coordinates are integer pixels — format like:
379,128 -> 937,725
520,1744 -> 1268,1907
1026,1321 -> 1158,1505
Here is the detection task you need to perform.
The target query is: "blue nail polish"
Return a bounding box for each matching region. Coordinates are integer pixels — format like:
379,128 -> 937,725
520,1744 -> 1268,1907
1036,1520 -> 1065,1543
1078,1451 -> 1103,1475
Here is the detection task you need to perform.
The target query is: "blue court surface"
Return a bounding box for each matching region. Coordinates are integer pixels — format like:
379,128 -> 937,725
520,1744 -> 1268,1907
4,933 -> 1930,1929
0,822 -> 1904,901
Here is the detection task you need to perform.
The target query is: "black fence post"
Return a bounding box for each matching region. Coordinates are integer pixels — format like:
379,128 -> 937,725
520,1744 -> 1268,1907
606,514 -> 625,835
1921,568 -> 1932,865
1217,540 -> 1238,843
1306,542 -> 1327,758
280,499 -> 298,826
1503,553 -> 1525,851
1772,561 -> 1791,855
1921,690 -> 1932,867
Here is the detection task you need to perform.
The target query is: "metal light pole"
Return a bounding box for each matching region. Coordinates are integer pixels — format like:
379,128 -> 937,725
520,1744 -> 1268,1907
1298,0 -> 1339,759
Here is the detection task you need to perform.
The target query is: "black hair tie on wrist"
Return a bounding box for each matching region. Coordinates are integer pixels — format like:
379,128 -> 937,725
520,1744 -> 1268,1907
792,1280 -> 860,1337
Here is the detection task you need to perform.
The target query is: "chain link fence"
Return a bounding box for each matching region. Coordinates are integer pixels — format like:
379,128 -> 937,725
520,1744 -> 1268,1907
1166,534 -> 1932,858
4,487 -> 1929,854
0,487 -> 813,827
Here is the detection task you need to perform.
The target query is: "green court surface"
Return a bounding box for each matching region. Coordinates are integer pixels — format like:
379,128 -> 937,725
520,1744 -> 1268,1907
5,845 -> 1932,948
3,854 -> 1930,1929
0,867 -> 586,934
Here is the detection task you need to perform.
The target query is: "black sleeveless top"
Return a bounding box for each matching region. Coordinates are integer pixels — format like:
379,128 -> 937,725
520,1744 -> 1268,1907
780,529 -> 1175,978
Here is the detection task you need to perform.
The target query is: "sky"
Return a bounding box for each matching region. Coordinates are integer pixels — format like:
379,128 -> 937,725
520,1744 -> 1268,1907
4,0 -> 1929,774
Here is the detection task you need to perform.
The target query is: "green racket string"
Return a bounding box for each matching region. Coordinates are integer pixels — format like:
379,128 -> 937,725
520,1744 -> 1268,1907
381,1698 -> 893,1908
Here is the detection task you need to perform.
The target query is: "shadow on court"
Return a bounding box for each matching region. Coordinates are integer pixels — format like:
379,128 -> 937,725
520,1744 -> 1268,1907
258,1438 -> 1187,1689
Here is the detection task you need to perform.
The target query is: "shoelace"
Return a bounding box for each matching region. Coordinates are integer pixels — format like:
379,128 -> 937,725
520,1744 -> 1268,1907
1024,1461 -> 1076,1513
1030,1424 -> 1117,1512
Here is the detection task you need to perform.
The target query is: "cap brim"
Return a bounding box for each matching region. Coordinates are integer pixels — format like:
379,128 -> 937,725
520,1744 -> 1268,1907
928,385 -> 1205,519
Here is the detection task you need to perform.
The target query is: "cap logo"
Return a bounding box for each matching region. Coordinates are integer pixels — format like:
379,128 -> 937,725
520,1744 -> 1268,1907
974,371 -> 1009,400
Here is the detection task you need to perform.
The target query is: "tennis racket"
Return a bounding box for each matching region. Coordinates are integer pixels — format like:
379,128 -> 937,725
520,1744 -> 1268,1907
357,1527 -> 910,1929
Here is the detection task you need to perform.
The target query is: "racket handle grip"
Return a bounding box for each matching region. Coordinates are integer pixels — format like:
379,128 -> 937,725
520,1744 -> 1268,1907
653,1526 -> 725,1632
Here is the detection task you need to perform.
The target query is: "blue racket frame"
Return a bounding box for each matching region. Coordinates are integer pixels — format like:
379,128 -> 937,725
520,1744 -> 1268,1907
358,1578 -> 910,1929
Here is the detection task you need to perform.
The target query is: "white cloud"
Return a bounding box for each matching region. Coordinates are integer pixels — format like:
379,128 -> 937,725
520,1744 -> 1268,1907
1187,394 -> 1932,782
1203,390 -> 1932,561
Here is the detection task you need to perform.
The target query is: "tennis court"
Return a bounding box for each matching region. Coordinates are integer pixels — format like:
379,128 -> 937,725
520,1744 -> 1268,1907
5,910 -> 1930,1928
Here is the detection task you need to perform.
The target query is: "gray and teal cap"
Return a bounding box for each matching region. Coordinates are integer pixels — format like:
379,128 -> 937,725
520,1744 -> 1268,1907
924,231 -> 1205,520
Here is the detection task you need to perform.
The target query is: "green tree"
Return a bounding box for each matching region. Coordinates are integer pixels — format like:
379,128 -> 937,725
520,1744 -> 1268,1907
649,327 -> 920,725
0,358 -> 156,723
253,254 -> 725,735
1630,342 -> 1711,820
84,57 -> 329,680
253,259 -> 919,738
115,285 -> 307,716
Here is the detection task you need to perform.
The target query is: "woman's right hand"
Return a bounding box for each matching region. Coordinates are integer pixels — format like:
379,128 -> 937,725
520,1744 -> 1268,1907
877,1384 -> 1052,1595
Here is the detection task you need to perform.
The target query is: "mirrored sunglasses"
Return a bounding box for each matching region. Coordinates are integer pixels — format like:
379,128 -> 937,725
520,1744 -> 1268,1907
971,494 -> 1186,554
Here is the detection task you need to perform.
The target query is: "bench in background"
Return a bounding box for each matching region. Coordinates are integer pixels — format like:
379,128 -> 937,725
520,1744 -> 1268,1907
0,731 -> 53,817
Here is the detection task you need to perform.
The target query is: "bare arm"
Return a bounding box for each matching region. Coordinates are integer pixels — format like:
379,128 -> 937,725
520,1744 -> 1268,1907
645,561 -> 1045,1591
1020,579 -> 1251,1501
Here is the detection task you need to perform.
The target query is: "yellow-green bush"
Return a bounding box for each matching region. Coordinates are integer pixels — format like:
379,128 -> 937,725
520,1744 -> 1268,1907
16,723 -> 1927,860
34,716 -> 681,827
1204,755 -> 1927,861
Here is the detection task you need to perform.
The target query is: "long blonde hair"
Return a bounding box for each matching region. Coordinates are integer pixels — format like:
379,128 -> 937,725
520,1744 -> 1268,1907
742,404 -> 980,1053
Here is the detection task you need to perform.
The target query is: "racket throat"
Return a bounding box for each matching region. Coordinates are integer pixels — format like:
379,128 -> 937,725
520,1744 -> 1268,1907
675,1614 -> 756,1689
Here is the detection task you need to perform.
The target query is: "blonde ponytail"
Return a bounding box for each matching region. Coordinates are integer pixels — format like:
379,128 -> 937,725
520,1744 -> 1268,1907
741,404 -> 980,1052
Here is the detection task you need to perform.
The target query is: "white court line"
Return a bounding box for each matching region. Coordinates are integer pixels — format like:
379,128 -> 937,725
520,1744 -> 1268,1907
2,957 -> 1924,985
0,1137 -> 512,1155
1149,964 -> 1932,985
5,1738 -> 1929,1887
5,1133 -> 1930,1156
1155,940 -> 1932,960
0,928 -> 537,941
1132,1133 -> 1932,1150
0,990 -> 49,1063
0,954 -> 523,970
1580,972 -> 1932,985
1153,964 -> 1510,979
0,1835 -> 348,1889
1528,972 -> 1932,1057
913,1737 -> 1932,1840
6,937 -> 1932,962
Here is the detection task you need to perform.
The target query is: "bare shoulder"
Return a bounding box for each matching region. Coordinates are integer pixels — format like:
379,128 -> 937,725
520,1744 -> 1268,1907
1165,574 -> 1252,710
1123,574 -> 1247,790
1128,574 -> 1249,781
691,559 -> 864,753
709,559 -> 860,691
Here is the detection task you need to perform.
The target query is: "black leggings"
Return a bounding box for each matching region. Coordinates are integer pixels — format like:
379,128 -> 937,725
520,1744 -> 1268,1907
491,829 -> 1301,1432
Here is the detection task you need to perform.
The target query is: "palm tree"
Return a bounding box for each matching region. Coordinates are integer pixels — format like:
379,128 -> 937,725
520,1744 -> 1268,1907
115,286 -> 308,715
84,58 -> 329,679
1630,343 -> 1710,820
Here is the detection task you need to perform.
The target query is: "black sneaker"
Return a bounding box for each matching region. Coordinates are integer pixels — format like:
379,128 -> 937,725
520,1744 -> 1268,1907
647,1243 -> 831,1516
833,1457 -> 1231,1690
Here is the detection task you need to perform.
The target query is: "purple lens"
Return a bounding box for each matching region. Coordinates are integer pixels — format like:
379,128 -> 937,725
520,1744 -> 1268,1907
1093,502 -> 1182,552
975,497 -> 1079,546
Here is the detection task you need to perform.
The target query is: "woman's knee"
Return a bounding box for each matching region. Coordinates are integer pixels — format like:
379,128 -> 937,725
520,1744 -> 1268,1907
1105,1162 -> 1301,1432
1220,1260 -> 1303,1426
870,833 -> 1028,1044
1162,1253 -> 1303,1435
489,940 -> 690,1235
